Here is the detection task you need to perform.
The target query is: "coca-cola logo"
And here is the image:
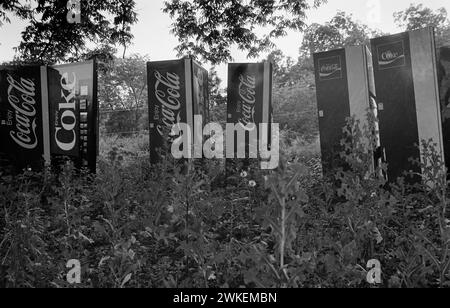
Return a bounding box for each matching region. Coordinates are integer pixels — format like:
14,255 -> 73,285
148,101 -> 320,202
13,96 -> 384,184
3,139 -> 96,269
237,74 -> 257,131
6,74 -> 39,150
321,63 -> 340,73
154,70 -> 182,138
318,56 -> 342,80
377,41 -> 406,69
55,72 -> 78,152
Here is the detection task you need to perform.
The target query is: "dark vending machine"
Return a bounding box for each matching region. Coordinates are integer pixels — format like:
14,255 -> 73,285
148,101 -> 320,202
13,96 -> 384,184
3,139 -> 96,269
314,46 -> 380,175
371,27 -> 444,182
147,58 -> 209,164
48,60 -> 99,173
227,62 -> 273,163
0,65 -> 48,170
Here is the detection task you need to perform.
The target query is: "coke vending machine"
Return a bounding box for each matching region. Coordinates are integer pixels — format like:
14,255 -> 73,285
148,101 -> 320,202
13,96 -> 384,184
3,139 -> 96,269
0,65 -> 49,170
371,27 -> 444,182
227,62 -> 273,163
48,60 -> 99,173
0,60 -> 99,173
147,58 -> 209,163
313,46 -> 381,175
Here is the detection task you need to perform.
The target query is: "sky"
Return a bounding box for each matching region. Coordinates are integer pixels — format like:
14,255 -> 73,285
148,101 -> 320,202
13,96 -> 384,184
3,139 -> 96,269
1,0 -> 450,80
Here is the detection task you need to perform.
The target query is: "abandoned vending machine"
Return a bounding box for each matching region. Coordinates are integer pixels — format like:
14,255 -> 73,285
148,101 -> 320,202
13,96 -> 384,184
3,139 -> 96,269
371,27 -> 444,182
227,62 -> 273,168
0,60 -> 99,173
48,60 -> 99,174
147,58 -> 209,164
314,46 -> 380,175
0,65 -> 48,170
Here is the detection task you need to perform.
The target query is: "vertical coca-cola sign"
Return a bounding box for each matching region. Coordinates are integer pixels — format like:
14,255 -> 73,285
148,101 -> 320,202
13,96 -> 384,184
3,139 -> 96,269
148,59 -> 189,163
48,60 -> 98,173
227,62 -> 272,158
0,66 -> 46,169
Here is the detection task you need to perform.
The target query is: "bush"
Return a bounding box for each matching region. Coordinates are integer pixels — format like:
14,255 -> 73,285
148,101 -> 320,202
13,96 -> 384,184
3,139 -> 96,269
1,119 -> 450,288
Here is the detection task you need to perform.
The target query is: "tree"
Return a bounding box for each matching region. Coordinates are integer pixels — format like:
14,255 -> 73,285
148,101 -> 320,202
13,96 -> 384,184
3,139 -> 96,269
394,4 -> 450,47
0,0 -> 137,63
300,11 -> 384,57
163,0 -> 326,64
266,49 -> 296,86
100,54 -> 149,134
208,67 -> 226,123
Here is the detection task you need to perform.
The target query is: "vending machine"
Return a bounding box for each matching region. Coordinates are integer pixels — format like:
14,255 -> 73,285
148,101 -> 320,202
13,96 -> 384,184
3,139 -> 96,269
0,60 -> 99,173
0,65 -> 48,170
48,60 -> 99,173
371,27 -> 444,182
227,62 -> 273,162
147,58 -> 209,163
314,46 -> 380,175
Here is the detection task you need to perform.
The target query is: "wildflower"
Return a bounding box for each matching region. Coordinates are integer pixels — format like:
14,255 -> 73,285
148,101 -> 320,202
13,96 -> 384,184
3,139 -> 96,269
168,205 -> 174,213
240,171 -> 248,178
249,180 -> 257,188
372,227 -> 383,244
208,273 -> 217,281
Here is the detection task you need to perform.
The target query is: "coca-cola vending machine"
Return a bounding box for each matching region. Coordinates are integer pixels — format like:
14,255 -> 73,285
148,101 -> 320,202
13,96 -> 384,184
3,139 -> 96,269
0,65 -> 49,170
47,60 -> 99,173
438,46 -> 450,175
371,27 -> 444,182
227,62 -> 273,163
0,60 -> 99,173
313,46 -> 381,175
147,58 -> 209,164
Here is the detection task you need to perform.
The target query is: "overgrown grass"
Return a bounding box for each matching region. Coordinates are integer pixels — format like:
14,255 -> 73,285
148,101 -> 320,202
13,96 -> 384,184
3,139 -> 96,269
1,121 -> 450,288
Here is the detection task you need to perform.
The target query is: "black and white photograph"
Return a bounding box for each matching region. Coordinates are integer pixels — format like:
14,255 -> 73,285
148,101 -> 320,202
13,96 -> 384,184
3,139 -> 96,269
1,0 -> 450,295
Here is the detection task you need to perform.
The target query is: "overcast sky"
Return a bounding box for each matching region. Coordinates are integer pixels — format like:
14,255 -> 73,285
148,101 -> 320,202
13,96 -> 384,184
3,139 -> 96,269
1,0 -> 449,80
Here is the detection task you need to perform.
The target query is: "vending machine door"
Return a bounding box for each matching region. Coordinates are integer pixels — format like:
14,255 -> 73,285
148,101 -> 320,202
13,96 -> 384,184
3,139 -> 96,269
371,32 -> 422,182
314,48 -> 351,174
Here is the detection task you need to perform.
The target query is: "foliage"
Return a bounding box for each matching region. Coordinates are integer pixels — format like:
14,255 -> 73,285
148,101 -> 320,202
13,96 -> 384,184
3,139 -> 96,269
394,4 -> 448,32
163,0 -> 326,64
0,0 -> 137,63
2,118 -> 450,288
272,83 -> 318,143
208,67 -> 226,124
99,54 -> 149,134
394,4 -> 450,47
266,49 -> 299,86
300,11 -> 385,57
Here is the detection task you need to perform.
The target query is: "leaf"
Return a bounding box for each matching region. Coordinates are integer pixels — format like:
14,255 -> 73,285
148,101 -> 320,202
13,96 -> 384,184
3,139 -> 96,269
286,205 -> 305,222
120,273 -> 132,288
78,231 -> 94,244
98,256 -> 111,268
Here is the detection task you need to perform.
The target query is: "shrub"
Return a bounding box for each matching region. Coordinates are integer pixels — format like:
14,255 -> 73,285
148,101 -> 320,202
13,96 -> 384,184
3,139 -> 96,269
1,119 -> 450,288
